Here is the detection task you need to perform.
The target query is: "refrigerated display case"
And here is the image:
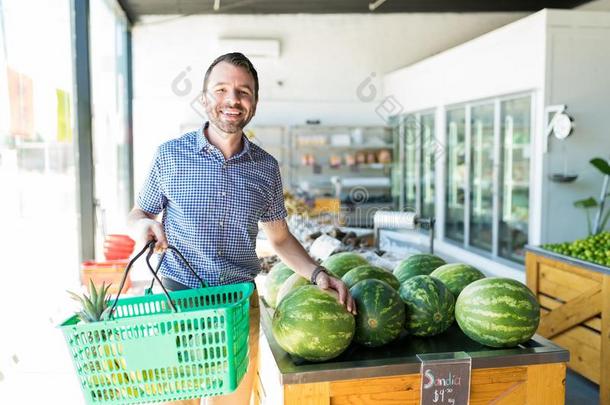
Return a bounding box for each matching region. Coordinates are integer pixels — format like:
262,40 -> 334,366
469,103 -> 495,252
445,108 -> 466,243
404,116 -> 418,211
391,111 -> 436,223
441,96 -> 532,263
391,116 -> 403,209
420,113 -> 436,220
499,96 -> 531,261
391,95 -> 532,263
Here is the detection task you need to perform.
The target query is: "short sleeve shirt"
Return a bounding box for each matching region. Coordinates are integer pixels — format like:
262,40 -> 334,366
137,122 -> 287,288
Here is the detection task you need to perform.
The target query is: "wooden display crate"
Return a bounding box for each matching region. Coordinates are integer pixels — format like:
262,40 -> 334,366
254,336 -> 566,405
526,247 -> 610,404
254,294 -> 568,405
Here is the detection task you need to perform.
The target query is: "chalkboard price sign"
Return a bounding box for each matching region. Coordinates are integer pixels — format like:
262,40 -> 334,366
417,352 -> 472,405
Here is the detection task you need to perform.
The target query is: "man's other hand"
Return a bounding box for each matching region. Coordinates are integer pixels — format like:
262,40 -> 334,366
314,272 -> 357,315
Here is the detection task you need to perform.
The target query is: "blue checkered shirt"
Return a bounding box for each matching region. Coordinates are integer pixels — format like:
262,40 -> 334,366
137,122 -> 287,288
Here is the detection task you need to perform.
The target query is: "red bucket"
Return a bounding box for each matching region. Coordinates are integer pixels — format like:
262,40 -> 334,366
103,234 -> 135,260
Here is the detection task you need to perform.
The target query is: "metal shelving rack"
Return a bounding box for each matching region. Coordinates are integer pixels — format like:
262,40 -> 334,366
288,125 -> 394,227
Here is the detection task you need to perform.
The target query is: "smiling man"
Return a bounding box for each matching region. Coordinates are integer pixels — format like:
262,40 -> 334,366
128,52 -> 355,405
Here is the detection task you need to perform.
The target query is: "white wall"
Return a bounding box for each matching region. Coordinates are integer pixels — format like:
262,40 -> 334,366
542,10 -> 610,243
577,0 -> 610,10
381,9 -> 610,278
132,12 -> 529,189
382,12 -> 548,111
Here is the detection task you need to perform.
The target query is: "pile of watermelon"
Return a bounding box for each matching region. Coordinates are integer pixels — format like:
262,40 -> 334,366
267,250 -> 541,363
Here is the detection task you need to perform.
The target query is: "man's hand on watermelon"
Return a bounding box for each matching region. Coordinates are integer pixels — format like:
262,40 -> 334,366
260,219 -> 358,316
313,270 -> 357,315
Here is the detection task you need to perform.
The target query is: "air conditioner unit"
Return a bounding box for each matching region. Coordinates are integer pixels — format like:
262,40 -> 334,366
217,38 -> 280,58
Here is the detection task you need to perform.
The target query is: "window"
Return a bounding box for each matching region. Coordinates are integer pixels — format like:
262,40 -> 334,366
89,0 -> 131,258
0,0 -> 78,277
0,2 -> 84,401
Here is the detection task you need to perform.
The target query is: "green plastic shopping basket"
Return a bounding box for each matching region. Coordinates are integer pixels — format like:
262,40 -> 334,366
59,240 -> 254,404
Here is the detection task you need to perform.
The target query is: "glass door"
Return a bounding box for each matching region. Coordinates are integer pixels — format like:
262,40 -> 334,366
445,108 -> 466,243
499,97 -> 531,262
404,114 -> 418,211
469,103 -> 495,252
390,115 -> 404,209
420,112 -> 435,219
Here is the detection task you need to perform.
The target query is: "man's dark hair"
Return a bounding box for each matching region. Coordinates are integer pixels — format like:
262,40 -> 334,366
203,52 -> 259,101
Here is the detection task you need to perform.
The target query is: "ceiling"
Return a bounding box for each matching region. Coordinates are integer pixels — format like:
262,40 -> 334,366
118,0 -> 594,23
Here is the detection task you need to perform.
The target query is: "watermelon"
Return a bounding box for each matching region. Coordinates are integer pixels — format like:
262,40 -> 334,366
455,278 -> 540,348
342,265 -> 400,290
350,279 -> 405,347
272,285 -> 355,362
276,273 -> 310,305
430,263 -> 485,298
264,262 -> 294,308
398,275 -> 455,337
393,254 -> 446,284
322,252 -> 369,278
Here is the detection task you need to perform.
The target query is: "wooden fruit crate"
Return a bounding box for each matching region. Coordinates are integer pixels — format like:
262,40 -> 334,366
255,362 -> 566,405
526,246 -> 610,404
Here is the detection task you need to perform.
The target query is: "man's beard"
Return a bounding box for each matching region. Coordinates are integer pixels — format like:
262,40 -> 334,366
207,106 -> 252,136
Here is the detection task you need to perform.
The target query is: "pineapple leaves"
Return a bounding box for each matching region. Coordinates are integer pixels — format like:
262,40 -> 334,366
67,281 -> 113,323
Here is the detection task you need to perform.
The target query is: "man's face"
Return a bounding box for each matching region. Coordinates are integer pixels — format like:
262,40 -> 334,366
203,62 -> 257,136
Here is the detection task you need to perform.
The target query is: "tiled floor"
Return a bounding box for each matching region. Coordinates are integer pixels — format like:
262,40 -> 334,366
566,368 -> 600,404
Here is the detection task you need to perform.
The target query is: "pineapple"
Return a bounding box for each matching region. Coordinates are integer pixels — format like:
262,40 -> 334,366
68,280 -> 113,323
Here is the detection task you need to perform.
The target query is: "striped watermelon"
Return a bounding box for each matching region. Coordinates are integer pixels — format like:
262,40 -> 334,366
322,252 -> 369,278
272,285 -> 355,362
342,265 -> 400,290
350,279 -> 405,347
276,273 -> 310,305
399,275 -> 455,337
393,254 -> 446,284
430,263 -> 485,298
264,262 -> 294,308
455,278 -> 540,348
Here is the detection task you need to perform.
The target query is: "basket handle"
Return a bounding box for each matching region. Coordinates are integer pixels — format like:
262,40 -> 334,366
144,243 -> 208,292
106,240 -> 207,319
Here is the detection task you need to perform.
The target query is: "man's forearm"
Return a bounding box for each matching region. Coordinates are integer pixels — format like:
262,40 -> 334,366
261,220 -> 355,313
126,207 -> 169,250
268,233 -> 320,281
127,207 -> 155,227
